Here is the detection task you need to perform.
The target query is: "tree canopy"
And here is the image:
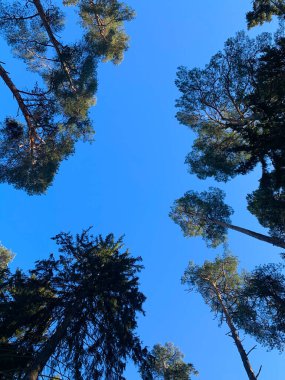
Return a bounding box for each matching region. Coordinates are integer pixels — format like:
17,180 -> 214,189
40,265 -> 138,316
141,342 -> 198,380
0,229 -> 147,379
175,31 -> 285,237
0,0 -> 134,194
235,261 -> 285,352
170,187 -> 233,248
175,31 -> 284,182
182,255 -> 259,380
170,187 -> 285,249
246,0 -> 285,28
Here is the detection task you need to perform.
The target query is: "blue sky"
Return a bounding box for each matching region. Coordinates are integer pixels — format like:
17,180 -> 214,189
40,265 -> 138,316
0,0 -> 284,379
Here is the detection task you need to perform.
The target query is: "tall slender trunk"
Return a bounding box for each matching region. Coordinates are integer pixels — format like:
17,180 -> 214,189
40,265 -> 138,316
0,63 -> 36,153
32,0 -> 76,92
212,284 -> 257,380
0,64 -> 32,129
209,218 -> 285,249
23,313 -> 72,380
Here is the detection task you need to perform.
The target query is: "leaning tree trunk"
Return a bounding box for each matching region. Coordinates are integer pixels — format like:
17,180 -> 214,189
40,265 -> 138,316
209,217 -> 285,250
0,64 -> 33,130
32,0 -> 76,92
23,313 -> 72,380
212,284 -> 258,380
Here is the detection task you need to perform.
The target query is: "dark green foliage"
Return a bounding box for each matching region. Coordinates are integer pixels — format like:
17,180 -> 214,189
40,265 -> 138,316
176,32 -> 276,182
170,188 -> 233,248
244,36 -> 285,235
0,108 -> 77,195
184,123 -> 252,182
141,342 -> 198,380
0,270 -> 55,378
246,0 -> 285,28
0,229 -> 147,379
247,172 -> 285,240
176,31 -> 285,236
235,262 -> 285,351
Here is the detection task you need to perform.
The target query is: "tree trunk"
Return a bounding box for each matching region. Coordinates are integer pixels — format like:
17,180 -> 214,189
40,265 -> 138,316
212,285 -> 258,380
23,313 -> 72,380
32,0 -> 76,92
0,64 -> 33,130
210,218 -> 285,249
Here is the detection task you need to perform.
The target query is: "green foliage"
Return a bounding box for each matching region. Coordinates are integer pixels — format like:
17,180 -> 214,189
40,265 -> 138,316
176,31 -> 285,236
0,111 -> 77,195
247,172 -> 285,240
141,342 -> 198,380
0,229 -> 147,379
246,0 -> 285,28
185,123 -> 252,182
170,188 -> 233,248
175,31 -> 276,182
235,262 -> 285,351
182,254 -> 242,324
0,244 -> 14,269
0,0 -> 134,194
73,0 -> 135,64
0,268 -> 55,378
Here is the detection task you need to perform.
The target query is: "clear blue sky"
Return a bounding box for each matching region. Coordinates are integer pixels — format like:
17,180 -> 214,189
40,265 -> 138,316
0,1 -> 284,379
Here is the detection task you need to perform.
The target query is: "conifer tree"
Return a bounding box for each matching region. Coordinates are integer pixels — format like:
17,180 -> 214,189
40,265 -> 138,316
175,31 -> 285,235
182,255 -> 261,380
140,342 -> 198,380
246,0 -> 285,28
0,0 -> 134,194
0,229 -> 147,379
235,261 -> 285,352
170,187 -> 285,249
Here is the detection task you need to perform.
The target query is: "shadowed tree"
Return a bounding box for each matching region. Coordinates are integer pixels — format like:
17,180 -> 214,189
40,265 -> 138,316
176,32 -> 285,184
0,229 -> 148,379
176,32 -> 265,180
246,0 -> 285,28
182,255 -> 260,380
247,171 -> 285,240
235,261 -> 285,352
176,32 -> 285,237
170,187 -> 285,249
140,342 -> 198,380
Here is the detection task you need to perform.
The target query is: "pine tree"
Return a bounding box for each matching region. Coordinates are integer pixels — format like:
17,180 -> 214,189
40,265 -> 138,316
170,187 -> 285,249
246,0 -> 285,28
140,342 -> 198,380
182,255 -> 261,380
235,261 -> 285,351
0,0 -> 134,193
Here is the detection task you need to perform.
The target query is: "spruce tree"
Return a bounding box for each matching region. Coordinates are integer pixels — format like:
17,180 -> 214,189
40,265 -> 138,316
0,229 -> 147,379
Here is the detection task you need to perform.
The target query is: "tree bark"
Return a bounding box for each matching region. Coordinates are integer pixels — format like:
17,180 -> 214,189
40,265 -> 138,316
23,313 -> 72,380
212,284 -> 258,380
32,0 -> 76,92
0,63 -> 36,153
0,64 -> 33,130
209,218 -> 285,249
